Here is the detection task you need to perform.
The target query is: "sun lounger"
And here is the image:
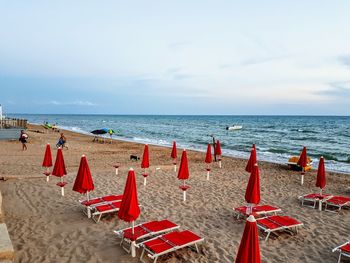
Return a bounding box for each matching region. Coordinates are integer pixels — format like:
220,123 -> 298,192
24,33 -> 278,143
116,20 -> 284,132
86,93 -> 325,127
234,205 -> 281,219
298,193 -> 333,210
114,220 -> 180,253
79,194 -> 123,218
332,241 -> 350,263
91,200 -> 122,223
257,215 -> 303,241
139,230 -> 204,263
324,196 -> 350,212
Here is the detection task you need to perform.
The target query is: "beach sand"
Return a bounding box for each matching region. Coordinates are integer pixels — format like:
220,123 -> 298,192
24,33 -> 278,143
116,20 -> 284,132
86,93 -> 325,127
0,124 -> 349,262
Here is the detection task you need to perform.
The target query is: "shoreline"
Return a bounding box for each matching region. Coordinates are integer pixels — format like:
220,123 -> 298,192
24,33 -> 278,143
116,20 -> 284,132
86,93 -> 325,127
29,122 -> 350,176
0,123 -> 349,262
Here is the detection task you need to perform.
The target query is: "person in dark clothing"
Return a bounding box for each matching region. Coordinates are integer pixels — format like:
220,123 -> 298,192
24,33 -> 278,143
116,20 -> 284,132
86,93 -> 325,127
19,130 -> 28,151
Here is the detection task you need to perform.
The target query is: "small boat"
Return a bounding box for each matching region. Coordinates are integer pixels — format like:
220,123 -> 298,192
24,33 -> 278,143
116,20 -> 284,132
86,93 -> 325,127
226,125 -> 243,131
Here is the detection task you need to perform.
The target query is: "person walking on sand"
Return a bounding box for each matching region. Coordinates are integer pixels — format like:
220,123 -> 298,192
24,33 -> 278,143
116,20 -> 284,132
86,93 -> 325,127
56,133 -> 68,149
19,130 -> 28,151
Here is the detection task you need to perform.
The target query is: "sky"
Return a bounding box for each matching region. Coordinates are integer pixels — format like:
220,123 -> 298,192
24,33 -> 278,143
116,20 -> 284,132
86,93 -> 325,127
0,1 -> 350,115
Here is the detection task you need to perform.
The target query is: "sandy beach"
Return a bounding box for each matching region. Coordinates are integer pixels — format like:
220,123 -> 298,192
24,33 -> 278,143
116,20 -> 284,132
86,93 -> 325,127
0,124 -> 349,263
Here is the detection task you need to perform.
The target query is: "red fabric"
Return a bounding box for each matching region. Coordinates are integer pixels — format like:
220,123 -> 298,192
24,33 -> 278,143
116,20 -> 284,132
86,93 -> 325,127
258,215 -> 301,229
42,144 -> 53,167
215,140 -> 222,156
95,201 -> 121,212
235,205 -> 279,216
123,220 -> 178,241
316,156 -> 326,189
179,185 -> 190,191
43,171 -> 51,176
56,182 -> 67,187
297,147 -> 308,168
118,169 -> 140,222
177,150 -> 189,180
171,141 -> 177,159
245,144 -> 257,173
52,148 -> 67,177
205,144 -> 212,164
303,193 -> 330,199
235,217 -> 261,263
245,164 -> 260,205
144,230 -> 201,254
102,194 -> 123,202
341,244 -> 350,253
141,144 -> 150,169
72,155 -> 95,194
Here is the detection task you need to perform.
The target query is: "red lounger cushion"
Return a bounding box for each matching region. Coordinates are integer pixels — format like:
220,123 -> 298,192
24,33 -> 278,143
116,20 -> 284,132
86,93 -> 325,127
102,195 -> 123,202
144,230 -> 202,254
258,215 -> 301,230
123,220 -> 178,241
303,193 -> 331,199
235,205 -> 279,215
341,244 -> 350,253
81,198 -> 103,206
95,201 -> 121,212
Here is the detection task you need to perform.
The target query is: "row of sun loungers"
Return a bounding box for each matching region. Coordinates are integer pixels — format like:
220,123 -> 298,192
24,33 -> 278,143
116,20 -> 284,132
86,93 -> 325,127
114,220 -> 204,263
299,193 -> 350,212
79,194 -> 123,223
234,204 -> 304,241
78,195 -> 347,261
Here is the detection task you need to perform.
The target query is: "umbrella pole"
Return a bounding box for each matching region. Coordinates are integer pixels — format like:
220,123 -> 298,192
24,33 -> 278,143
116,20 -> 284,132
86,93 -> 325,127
143,168 -> 147,186
131,221 -> 136,257
206,165 -> 210,181
218,158 -> 222,168
61,177 -> 64,196
301,168 -> 304,185
173,159 -> 177,172
46,167 -> 50,182
318,188 -> 323,211
183,180 -> 186,202
115,167 -> 118,175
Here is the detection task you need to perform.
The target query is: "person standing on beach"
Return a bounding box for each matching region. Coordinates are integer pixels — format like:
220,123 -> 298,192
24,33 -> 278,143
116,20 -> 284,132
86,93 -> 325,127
19,130 -> 28,151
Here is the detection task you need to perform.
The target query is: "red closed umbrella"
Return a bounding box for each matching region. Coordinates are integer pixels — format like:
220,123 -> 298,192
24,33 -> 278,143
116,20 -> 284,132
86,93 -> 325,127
141,144 -> 150,186
52,147 -> 67,196
215,140 -> 222,168
118,168 -> 140,257
297,146 -> 308,185
42,143 -> 53,182
178,150 -> 190,202
205,144 -> 212,180
316,156 -> 326,193
245,163 -> 260,214
235,215 -> 261,263
245,144 -> 257,173
171,141 -> 177,172
73,155 -> 94,196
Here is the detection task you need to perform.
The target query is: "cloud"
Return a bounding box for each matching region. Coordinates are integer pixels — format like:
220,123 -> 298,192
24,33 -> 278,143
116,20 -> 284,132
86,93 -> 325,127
48,100 -> 97,106
321,81 -> 350,98
338,55 -> 350,67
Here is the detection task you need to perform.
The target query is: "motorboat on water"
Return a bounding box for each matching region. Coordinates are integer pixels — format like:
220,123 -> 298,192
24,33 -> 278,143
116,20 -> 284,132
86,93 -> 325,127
226,125 -> 243,131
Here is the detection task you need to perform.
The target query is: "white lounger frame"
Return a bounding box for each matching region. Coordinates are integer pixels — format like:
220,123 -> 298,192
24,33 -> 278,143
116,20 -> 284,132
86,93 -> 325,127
234,206 -> 281,219
114,222 -> 180,253
298,194 -> 333,210
257,217 -> 304,241
332,241 -> 350,263
324,199 -> 350,212
91,201 -> 122,223
138,234 -> 204,263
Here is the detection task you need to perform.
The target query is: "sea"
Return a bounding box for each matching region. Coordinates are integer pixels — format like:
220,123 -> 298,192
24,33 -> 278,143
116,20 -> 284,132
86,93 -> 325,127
9,114 -> 350,174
